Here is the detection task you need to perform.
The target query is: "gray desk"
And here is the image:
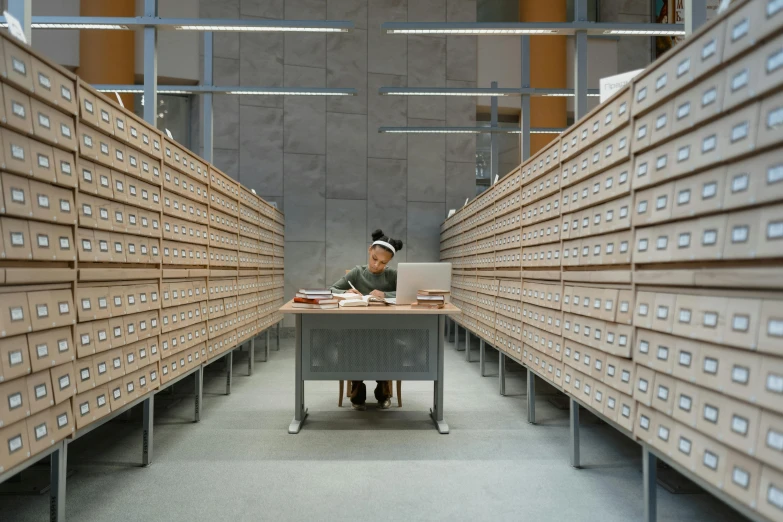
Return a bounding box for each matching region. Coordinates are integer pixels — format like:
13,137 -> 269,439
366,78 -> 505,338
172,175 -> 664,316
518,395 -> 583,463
279,301 -> 460,434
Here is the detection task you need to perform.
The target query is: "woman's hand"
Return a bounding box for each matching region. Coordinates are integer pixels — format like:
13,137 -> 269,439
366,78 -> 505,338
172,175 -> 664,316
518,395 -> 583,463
345,288 -> 362,295
370,290 -> 385,298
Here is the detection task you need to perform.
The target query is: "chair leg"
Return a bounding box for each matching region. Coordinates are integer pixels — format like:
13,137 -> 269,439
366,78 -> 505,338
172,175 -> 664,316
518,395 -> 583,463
338,380 -> 344,407
396,380 -> 402,407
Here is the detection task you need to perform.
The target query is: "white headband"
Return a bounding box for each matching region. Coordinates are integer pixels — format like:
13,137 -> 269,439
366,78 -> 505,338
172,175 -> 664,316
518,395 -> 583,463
372,240 -> 396,254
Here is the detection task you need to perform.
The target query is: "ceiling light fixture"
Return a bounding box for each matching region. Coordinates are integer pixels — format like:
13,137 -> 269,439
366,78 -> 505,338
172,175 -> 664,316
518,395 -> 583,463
379,126 -> 565,134
227,90 -> 353,95
5,16 -> 354,33
603,29 -> 684,35
174,25 -> 346,32
32,23 -> 130,29
380,87 -> 601,97
382,21 -> 684,37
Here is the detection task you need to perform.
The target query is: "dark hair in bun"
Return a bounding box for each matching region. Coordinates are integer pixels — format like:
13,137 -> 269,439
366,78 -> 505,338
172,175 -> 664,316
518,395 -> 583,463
371,229 -> 403,255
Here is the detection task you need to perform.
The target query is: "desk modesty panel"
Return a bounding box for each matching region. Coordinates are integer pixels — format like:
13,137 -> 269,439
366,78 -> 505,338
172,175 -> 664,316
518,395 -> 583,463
301,314 -> 441,381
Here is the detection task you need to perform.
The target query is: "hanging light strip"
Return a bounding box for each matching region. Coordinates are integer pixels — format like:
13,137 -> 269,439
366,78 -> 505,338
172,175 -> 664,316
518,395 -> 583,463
2,16 -> 353,33
381,21 -> 684,36
32,23 -> 130,29
226,89 -> 355,95
379,87 -> 601,97
93,85 -> 357,96
379,126 -> 565,134
603,29 -> 685,35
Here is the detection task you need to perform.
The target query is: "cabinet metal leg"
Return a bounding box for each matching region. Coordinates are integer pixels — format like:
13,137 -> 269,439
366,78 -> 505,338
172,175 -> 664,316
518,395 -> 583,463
643,447 -> 657,522
226,350 -> 233,395
456,325 -> 465,351
50,442 -> 66,522
195,366 -> 203,422
465,329 -> 472,362
276,322 -> 280,350
142,396 -> 153,467
449,318 -> 455,343
445,316 -> 450,341
499,352 -> 506,396
266,328 -> 271,355
527,367 -> 536,424
570,398 -> 580,468
479,339 -> 486,376
248,338 -> 255,375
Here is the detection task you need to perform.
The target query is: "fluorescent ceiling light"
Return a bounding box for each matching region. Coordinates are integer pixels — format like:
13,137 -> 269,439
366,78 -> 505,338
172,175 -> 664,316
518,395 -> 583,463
379,126 -> 563,134
227,90 -> 353,95
97,88 -> 143,93
380,87 -> 601,97
507,129 -> 566,134
604,29 -> 684,35
32,23 -> 129,29
380,126 -> 482,134
174,25 -> 346,32
381,88 -> 515,96
169,20 -> 352,32
382,21 -> 684,37
543,92 -> 602,97
387,28 -> 558,34
96,87 -> 193,94
10,16 -> 353,33
384,91 -> 511,96
94,85 -> 356,96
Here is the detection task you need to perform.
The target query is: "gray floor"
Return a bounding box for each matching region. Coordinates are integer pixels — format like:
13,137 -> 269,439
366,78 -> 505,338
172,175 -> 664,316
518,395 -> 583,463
2,333 -> 746,522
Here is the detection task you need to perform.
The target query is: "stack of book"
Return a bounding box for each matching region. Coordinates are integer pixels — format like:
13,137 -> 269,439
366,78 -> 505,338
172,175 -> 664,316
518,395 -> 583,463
411,290 -> 449,309
293,289 -> 338,309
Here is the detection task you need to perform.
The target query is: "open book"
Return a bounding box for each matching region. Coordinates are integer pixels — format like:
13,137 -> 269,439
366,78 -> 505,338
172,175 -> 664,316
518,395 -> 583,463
334,294 -> 397,307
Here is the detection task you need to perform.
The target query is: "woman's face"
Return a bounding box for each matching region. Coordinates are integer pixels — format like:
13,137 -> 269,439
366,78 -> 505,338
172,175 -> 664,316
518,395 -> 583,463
368,246 -> 393,274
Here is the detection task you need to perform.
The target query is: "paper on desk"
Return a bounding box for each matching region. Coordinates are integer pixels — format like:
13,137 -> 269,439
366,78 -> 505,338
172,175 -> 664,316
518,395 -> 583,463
334,294 -> 396,305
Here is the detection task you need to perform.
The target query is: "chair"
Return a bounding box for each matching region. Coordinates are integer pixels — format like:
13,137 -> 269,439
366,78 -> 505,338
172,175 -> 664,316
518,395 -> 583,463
339,380 -> 402,407
336,270 -> 403,407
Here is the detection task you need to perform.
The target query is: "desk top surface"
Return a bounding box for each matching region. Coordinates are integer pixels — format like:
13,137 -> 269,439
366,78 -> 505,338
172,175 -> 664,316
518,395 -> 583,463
279,300 -> 461,315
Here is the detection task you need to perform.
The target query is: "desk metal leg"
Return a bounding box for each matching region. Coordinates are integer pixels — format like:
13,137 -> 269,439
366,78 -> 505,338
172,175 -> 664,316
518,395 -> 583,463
50,442 -> 66,522
226,350 -> 233,395
289,314 -> 307,433
570,398 -> 580,468
643,447 -> 657,522
445,316 -> 450,341
449,318 -> 455,343
248,338 -> 255,375
430,315 -> 449,434
195,366 -> 203,421
527,367 -> 536,424
479,339 -> 486,376
276,322 -> 280,350
499,352 -> 506,396
465,329 -> 472,362
142,396 -> 153,466
456,325 -> 464,351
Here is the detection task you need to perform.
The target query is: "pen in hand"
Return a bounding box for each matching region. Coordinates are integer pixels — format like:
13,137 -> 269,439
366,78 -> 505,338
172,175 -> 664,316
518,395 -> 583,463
348,281 -> 363,296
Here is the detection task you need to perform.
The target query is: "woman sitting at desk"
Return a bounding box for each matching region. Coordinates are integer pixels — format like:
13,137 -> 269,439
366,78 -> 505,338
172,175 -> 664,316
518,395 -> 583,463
329,229 -> 403,411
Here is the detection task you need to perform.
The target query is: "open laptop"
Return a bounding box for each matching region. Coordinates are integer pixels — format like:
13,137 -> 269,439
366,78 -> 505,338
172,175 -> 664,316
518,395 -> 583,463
393,263 -> 452,305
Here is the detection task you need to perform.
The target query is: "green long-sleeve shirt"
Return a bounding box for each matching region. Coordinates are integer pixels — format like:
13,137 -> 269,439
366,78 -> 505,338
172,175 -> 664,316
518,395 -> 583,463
329,265 -> 398,298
